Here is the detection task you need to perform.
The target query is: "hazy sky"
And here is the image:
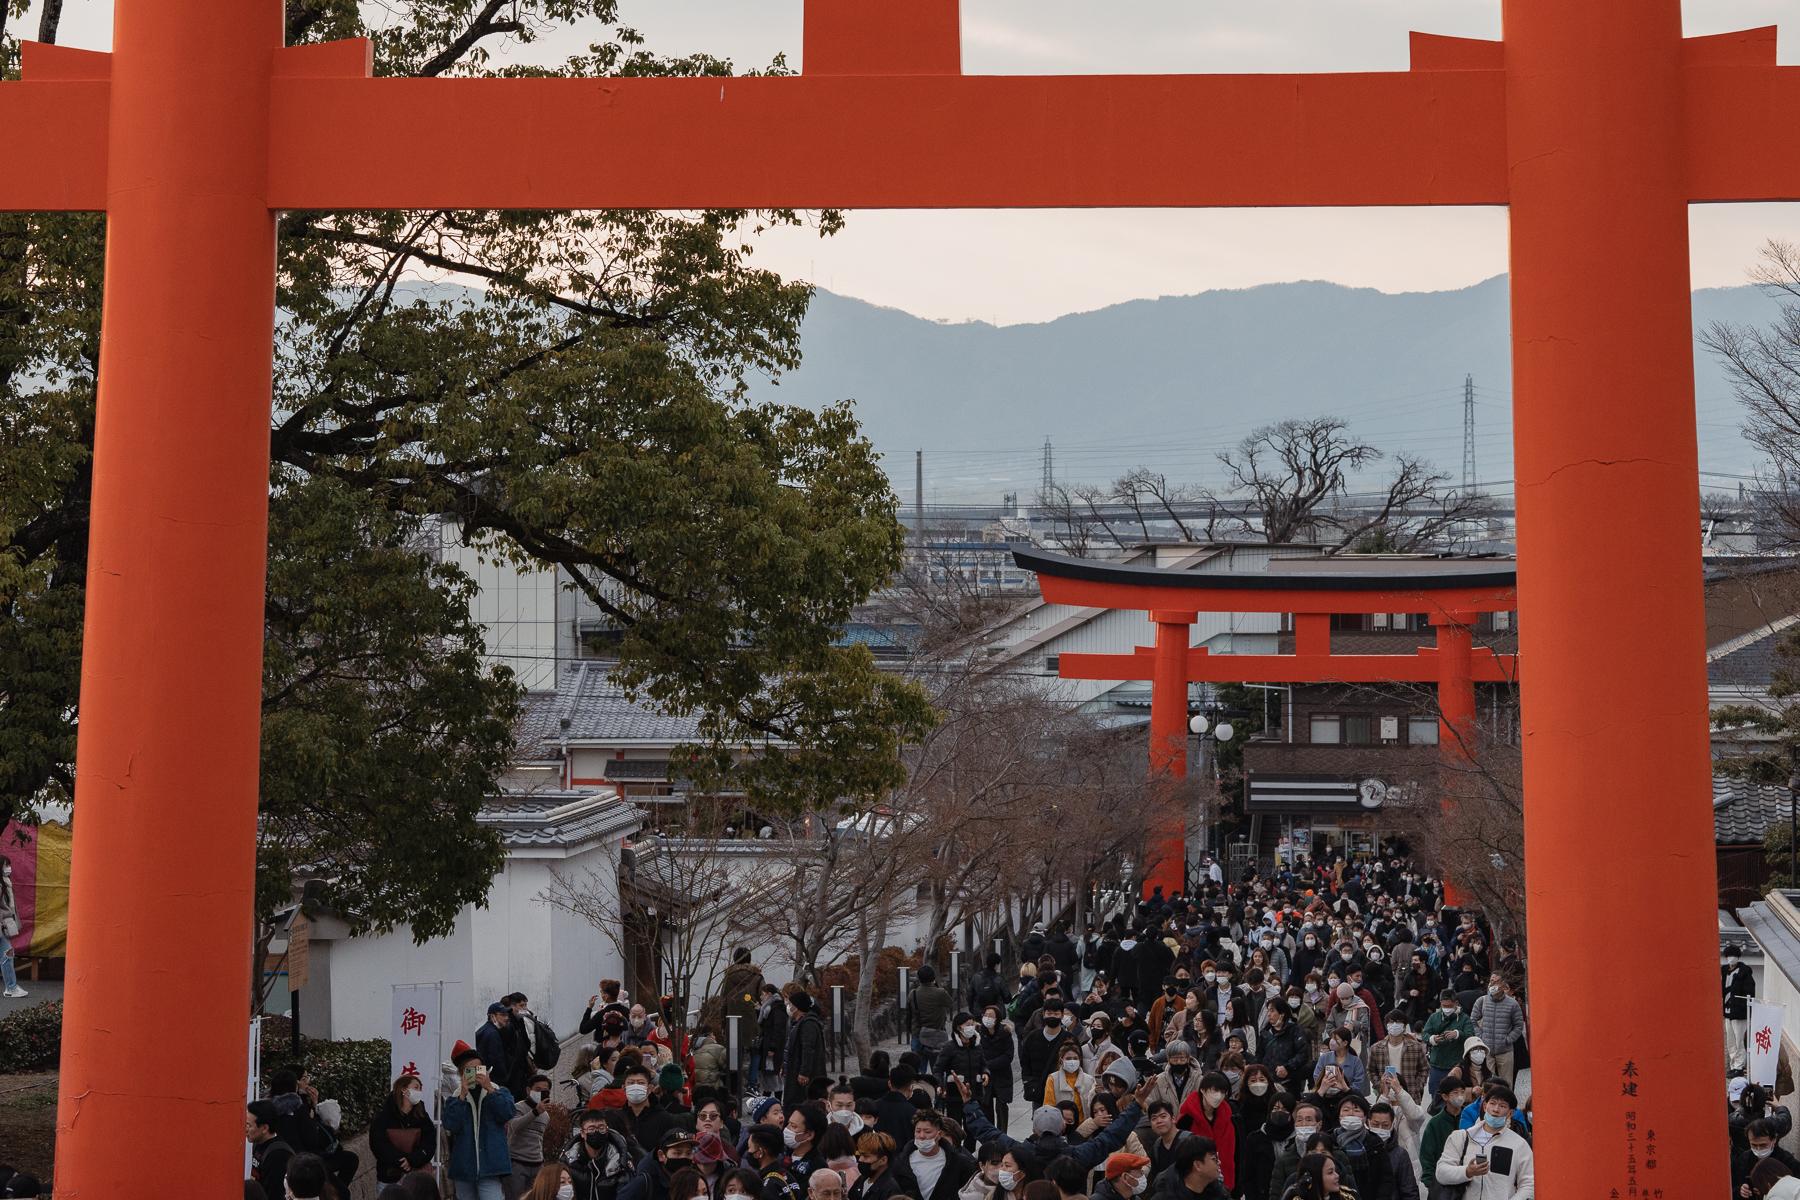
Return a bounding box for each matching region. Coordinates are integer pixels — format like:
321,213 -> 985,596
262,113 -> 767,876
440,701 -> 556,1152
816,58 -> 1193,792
22,0 -> 1800,322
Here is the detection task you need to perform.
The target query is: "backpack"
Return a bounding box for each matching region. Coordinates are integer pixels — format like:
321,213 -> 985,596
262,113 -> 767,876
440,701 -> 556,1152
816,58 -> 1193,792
533,1016 -> 563,1069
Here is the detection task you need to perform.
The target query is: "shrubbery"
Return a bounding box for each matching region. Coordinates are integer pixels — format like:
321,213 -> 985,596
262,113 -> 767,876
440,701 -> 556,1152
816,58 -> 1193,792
0,999 -> 62,1073
258,1016 -> 393,1137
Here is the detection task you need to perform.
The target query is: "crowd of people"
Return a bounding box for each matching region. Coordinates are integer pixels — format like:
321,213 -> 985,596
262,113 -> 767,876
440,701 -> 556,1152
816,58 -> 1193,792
236,853 -> 1798,1200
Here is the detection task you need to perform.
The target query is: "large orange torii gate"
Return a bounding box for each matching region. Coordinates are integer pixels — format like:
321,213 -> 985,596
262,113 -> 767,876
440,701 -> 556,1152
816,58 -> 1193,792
0,0 -> 1760,1192
1015,548 -> 1518,894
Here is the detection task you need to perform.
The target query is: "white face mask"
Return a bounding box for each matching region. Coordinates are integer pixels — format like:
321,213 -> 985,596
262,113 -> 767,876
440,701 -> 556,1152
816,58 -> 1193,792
1340,1114 -> 1365,1132
1061,1013 -> 1074,1027
961,1024 -> 978,1040
1488,985 -> 1501,998
625,1084 -> 650,1104
784,1128 -> 801,1149
1126,1176 -> 1147,1196
1294,1125 -> 1318,1143
558,1188 -> 576,1200
1369,1126 -> 1392,1143
916,1137 -> 940,1156
1203,1090 -> 1226,1108
407,1088 -> 425,1104
1754,1146 -> 1776,1159
1470,1050 -> 1488,1065
1062,1058 -> 1081,1073
998,1171 -> 1019,1191
983,1015 -> 997,1029
1202,971 -> 1216,983
1248,1081 -> 1269,1096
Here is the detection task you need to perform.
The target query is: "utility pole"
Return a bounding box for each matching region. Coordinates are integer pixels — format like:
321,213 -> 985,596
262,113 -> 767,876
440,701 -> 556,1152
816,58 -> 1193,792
915,449 -> 925,558
1462,374 -> 1477,495
1041,438 -> 1055,501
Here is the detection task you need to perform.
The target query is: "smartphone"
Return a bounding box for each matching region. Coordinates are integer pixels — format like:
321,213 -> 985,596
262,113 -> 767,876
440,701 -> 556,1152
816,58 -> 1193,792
1384,1066 -> 1399,1077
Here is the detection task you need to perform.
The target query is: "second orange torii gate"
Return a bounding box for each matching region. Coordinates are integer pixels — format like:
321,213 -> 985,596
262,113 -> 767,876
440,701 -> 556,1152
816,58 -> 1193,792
1013,548 -> 1518,893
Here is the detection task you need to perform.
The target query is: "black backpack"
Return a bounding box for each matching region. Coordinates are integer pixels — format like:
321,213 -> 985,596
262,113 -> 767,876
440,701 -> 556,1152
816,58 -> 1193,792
533,1016 -> 563,1069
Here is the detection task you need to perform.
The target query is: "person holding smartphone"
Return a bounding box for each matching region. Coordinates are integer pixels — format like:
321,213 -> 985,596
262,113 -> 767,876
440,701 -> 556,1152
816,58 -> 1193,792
444,1039 -> 519,1200
1432,1085 -> 1533,1198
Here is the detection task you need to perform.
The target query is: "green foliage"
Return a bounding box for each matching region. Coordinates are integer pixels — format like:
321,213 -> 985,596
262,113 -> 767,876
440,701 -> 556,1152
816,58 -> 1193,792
260,1018 -> 394,1137
1209,681 -> 1272,818
1,4 -> 934,941
0,999 -> 62,1073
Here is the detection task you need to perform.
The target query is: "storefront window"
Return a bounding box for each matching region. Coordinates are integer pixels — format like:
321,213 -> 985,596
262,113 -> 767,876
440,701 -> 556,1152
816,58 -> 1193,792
1310,715 -> 1341,743
1408,717 -> 1439,745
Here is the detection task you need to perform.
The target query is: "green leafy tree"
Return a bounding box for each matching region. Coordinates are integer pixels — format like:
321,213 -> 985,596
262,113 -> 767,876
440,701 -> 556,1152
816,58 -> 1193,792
1,3 -> 934,945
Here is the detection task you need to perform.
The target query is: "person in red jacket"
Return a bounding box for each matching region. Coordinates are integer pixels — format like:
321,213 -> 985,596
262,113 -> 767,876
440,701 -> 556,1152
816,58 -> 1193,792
1174,1071 -> 1235,1193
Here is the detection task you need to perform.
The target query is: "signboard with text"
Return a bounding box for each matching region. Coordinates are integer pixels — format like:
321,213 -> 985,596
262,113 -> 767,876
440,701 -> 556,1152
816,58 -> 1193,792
391,984 -> 444,1089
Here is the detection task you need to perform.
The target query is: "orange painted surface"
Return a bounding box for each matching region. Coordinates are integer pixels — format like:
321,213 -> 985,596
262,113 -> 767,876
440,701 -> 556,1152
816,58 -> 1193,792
1505,0 -> 1726,1193
1060,646 -> 1516,685
1034,576 -> 1516,617
0,0 -> 1750,1189
51,3 -> 281,1197
1146,615 -> 1193,897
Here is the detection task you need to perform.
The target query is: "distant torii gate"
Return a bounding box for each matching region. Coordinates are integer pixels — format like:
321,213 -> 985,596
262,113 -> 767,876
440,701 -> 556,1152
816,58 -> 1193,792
1015,548 -> 1518,893
0,0 -> 1755,1191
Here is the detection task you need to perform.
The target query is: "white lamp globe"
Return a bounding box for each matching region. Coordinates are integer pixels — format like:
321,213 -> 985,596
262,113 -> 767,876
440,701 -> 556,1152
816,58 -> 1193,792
1189,713 -> 1209,735
1214,721 -> 1235,742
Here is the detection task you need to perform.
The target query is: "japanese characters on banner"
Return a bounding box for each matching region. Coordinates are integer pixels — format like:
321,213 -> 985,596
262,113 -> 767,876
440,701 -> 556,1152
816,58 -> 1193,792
391,984 -> 444,1092
1750,1000 -> 1785,1087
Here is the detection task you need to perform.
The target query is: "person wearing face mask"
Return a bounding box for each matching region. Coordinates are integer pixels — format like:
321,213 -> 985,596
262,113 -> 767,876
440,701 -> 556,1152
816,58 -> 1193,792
444,1040 -> 517,1200
1452,1039 -> 1494,1101
1288,932 -> 1324,989
1416,1073 -> 1469,1185
1042,1044 -> 1096,1120
1266,1101 -> 1350,1200
507,1072 -> 555,1197
1365,1103 -> 1418,1200
784,992 -> 829,1109
1468,976 -> 1524,1086
1148,1042 -> 1202,1111
1257,1000 -> 1311,1091
978,1006 -> 1017,1134
523,1163 -> 580,1200
1231,1075 -> 1284,1200
743,1126 -> 802,1200
1173,1072 -> 1235,1194
1735,1118 -> 1800,1198
1363,1013 -> 1428,1102
939,1012 -> 990,1119
618,1129 -> 700,1200
893,1112 -> 977,1200
600,1064 -> 679,1151
1330,1093 -> 1391,1200
1419,992 -> 1474,1098
1020,998 -> 1072,1113
370,1073 -> 438,1184
1089,1152 -> 1149,1200
1432,1085 -> 1532,1198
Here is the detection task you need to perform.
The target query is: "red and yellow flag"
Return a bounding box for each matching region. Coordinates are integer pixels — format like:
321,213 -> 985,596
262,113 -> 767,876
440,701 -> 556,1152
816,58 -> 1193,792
1,820 -> 72,958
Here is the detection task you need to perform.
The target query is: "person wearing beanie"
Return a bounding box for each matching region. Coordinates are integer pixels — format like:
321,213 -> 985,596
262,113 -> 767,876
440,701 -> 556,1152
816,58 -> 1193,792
442,1038 -> 517,1198
785,991 -> 828,1109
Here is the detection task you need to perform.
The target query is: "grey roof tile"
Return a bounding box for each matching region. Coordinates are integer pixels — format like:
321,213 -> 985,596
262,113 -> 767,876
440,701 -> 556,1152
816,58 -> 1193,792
518,661 -> 705,751
479,789 -> 642,849
1714,775 -> 1795,846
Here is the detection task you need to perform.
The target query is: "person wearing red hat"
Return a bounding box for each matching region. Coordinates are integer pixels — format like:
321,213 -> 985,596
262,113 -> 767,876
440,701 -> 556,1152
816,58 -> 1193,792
1090,1152 -> 1148,1200
444,1039 -> 517,1200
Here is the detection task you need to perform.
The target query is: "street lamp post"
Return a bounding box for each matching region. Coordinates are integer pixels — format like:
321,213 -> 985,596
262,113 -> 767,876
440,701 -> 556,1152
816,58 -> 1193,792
1788,744 -> 1799,885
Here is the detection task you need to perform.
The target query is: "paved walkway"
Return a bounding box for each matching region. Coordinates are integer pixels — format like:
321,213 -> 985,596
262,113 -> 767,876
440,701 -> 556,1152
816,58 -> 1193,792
0,978 -> 61,1017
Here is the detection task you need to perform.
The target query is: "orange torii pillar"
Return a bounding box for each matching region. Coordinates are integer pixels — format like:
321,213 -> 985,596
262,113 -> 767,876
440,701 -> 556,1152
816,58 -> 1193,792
1054,589 -> 1519,897
0,0 -> 1758,1191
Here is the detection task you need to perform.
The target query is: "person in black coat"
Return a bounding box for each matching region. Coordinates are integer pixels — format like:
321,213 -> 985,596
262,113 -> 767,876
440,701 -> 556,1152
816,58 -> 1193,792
1018,997 -> 1072,1113
937,1014 -> 989,1106
978,1006 -> 1016,1134
368,1075 -> 438,1184
1136,933 -> 1174,1011
970,957 -> 1009,1014
892,1113 -> 978,1200
784,993 -> 828,1109
759,985 -> 792,1085
873,1066 -> 925,1145
1022,925 -> 1049,968
1046,925 -> 1080,982
849,1131 -> 905,1200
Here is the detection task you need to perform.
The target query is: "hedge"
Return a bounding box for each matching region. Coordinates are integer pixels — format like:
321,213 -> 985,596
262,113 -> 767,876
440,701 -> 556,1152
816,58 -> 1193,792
0,999 -> 62,1073
259,1016 -> 393,1138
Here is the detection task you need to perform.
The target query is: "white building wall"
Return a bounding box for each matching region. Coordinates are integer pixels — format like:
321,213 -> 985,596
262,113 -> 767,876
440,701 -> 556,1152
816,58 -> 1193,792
435,523 -> 562,692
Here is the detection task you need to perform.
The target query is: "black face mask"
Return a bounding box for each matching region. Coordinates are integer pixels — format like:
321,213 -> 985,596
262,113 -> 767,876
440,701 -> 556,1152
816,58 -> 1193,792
1265,1115 -> 1293,1139
585,1131 -> 610,1149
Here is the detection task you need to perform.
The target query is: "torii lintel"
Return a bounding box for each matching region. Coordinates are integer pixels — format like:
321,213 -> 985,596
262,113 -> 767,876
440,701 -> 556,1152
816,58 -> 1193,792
1058,644 -> 1518,685
8,22 -> 1800,214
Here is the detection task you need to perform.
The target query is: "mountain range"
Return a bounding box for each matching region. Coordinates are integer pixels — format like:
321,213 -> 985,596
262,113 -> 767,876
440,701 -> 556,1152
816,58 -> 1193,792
748,275 -> 1790,505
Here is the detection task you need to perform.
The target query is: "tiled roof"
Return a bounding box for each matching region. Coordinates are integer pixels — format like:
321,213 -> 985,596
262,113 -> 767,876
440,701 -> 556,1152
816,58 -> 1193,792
479,790 -> 642,849
1708,618 -> 1799,691
1714,775 -> 1794,846
517,662 -> 706,750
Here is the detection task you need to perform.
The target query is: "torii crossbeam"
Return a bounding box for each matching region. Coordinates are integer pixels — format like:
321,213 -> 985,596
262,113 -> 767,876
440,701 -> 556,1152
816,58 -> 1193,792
0,0 -> 1759,1192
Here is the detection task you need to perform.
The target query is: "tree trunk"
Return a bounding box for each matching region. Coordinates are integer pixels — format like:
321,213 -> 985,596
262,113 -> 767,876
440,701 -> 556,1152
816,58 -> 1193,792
850,898 -> 885,1066
37,0 -> 63,44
